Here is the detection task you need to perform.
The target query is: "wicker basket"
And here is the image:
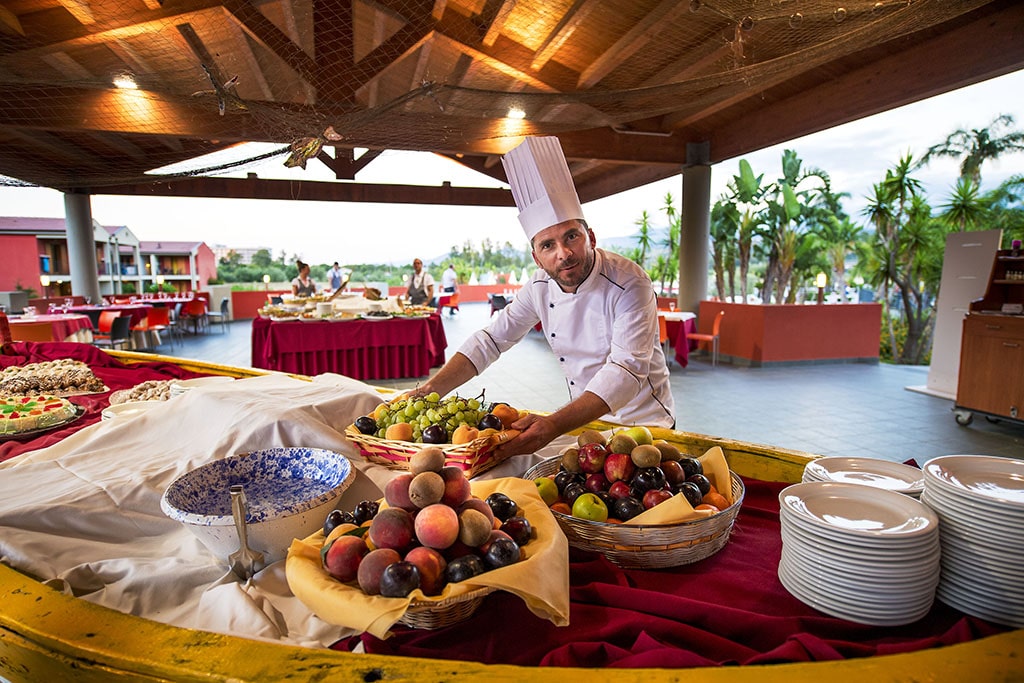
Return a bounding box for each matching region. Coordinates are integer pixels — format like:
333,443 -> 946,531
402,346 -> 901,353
400,586 -> 496,629
344,425 -> 516,479
523,457 -> 745,569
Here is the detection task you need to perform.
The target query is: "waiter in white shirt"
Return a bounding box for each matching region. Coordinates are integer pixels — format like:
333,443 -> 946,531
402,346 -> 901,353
414,136 -> 674,459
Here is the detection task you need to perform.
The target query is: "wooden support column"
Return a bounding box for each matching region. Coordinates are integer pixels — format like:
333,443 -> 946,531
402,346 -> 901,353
679,142 -> 710,314
63,191 -> 102,303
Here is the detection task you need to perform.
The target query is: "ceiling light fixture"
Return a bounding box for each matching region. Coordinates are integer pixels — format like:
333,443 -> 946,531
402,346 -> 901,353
507,107 -> 526,120
113,73 -> 138,89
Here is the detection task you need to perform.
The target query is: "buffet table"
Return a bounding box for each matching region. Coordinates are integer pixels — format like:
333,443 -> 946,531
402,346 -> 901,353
8,313 -> 93,343
0,342 -> 1018,680
251,315 -> 447,380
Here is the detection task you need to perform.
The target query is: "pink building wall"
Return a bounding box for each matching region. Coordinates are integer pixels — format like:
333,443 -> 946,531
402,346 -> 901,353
0,235 -> 43,292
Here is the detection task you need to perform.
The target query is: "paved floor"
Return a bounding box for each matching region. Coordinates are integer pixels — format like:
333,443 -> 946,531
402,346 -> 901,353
160,303 -> 1023,465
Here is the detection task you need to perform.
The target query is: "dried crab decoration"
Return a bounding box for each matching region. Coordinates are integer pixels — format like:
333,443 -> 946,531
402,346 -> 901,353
284,126 -> 344,169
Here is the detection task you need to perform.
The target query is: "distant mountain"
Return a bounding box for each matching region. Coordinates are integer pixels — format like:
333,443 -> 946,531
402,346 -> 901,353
598,226 -> 671,255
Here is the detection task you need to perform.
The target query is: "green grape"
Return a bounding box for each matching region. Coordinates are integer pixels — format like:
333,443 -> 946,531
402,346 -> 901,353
376,428 -> 386,438
413,400 -> 425,412
426,392 -> 440,402
455,411 -> 466,423
468,399 -> 480,410
455,400 -> 466,411
419,415 -> 431,428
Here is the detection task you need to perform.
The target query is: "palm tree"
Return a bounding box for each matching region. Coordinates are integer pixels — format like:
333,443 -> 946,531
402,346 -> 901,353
710,201 -> 739,300
939,177 -> 987,232
923,114 -> 1024,185
633,211 -> 654,268
660,193 -> 681,296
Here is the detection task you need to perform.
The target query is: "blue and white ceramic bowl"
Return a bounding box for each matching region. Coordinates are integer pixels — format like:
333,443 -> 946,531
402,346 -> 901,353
161,447 -> 353,565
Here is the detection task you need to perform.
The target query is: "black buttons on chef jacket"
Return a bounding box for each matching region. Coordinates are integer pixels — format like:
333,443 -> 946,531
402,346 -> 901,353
549,303 -> 554,308
551,332 -> 556,338
559,357 -> 565,362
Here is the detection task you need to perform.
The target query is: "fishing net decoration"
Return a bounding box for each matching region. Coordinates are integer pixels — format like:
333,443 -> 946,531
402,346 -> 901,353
0,0 -> 991,190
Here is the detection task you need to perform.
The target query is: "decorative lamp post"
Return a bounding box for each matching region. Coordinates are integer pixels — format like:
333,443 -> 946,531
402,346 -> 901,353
815,272 -> 827,305
263,274 -> 271,301
156,275 -> 165,297
39,274 -> 50,298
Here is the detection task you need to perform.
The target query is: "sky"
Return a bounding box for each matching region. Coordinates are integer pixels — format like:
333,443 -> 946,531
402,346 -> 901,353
2,69 -> 1023,268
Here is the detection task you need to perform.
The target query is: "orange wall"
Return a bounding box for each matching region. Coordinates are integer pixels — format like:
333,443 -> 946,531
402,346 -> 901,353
1,235 -> 43,292
697,301 -> 881,365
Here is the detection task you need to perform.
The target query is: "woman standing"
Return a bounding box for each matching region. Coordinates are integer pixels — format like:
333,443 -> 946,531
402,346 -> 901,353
291,260 -> 317,297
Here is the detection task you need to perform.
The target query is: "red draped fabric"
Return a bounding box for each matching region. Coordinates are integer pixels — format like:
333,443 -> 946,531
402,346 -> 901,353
663,317 -> 697,367
250,316 -> 447,380
338,477 -> 1006,668
0,342 -> 208,462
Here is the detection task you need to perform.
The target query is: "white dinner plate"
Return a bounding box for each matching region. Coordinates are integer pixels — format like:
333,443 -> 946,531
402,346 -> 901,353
780,554 -> 938,605
781,550 -> 939,596
923,455 -> 1024,508
101,400 -> 163,421
780,482 -> 939,540
779,516 -> 940,560
359,313 -> 394,321
937,581 -> 1024,628
780,527 -> 940,577
803,457 -> 924,493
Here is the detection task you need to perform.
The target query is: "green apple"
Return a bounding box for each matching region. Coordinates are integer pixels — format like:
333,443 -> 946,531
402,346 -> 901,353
534,477 -> 559,506
621,425 -> 653,446
571,492 -> 609,522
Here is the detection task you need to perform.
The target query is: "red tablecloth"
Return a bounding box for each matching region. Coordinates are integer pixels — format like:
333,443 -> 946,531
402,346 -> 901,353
68,304 -> 153,326
251,315 -> 447,380
662,314 -> 697,367
0,342 -> 207,462
340,476 -> 1007,667
9,314 -> 93,342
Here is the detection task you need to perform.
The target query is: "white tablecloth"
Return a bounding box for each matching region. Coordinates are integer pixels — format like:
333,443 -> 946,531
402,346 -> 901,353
0,373 -> 562,648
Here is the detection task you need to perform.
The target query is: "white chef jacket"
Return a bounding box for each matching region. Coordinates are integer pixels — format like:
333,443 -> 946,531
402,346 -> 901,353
458,249 -> 675,427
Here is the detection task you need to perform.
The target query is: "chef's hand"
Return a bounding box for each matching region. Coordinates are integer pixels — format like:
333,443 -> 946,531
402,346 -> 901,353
492,413 -> 560,460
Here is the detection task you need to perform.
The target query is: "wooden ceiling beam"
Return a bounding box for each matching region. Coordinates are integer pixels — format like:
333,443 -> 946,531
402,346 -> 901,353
223,17 -> 275,100
316,147 -> 384,180
480,0 -> 515,47
86,175 -> 516,207
577,0 -> 687,88
707,2 -> 1024,165
530,0 -> 596,71
222,0 -> 317,86
57,0 -> 96,25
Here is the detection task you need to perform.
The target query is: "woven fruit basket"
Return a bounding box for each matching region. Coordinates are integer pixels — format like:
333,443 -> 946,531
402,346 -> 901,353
399,586 -> 496,629
344,425 -> 519,479
524,457 -> 745,569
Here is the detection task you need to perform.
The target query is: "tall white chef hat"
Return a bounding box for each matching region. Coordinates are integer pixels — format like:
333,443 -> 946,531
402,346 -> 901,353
502,136 -> 585,242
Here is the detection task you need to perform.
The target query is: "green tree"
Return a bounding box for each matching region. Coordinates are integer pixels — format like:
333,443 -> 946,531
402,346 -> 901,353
251,249 -> 273,268
660,193 -> 681,296
923,114 -> 1024,185
633,210 -> 654,268
939,177 -> 987,232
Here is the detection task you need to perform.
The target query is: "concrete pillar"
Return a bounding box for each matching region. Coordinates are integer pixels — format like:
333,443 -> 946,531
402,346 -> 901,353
679,142 -> 711,314
63,192 -> 102,303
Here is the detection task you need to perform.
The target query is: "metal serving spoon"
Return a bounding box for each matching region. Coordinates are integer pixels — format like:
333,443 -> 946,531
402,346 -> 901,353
228,485 -> 264,580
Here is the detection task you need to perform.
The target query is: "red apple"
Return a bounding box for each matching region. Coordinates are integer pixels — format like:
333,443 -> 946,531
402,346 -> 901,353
660,460 -> 688,488
603,451 -> 636,484
642,488 -> 673,510
577,442 -> 608,474
607,481 -> 633,501
584,472 -> 610,493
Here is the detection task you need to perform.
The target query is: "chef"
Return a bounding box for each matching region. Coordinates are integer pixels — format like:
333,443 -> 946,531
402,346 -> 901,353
414,136 -> 674,458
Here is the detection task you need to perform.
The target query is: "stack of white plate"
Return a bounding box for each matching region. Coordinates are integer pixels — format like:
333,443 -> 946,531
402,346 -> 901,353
778,481 -> 941,626
101,400 -> 163,421
920,454 -> 1024,628
169,376 -> 235,398
802,457 -> 925,498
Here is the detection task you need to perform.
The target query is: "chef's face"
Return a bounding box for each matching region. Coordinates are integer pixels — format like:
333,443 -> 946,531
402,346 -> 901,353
531,220 -> 596,293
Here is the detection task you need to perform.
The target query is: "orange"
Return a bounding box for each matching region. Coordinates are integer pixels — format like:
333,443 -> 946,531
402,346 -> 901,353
702,491 -> 730,510
695,503 -> 720,514
550,502 -> 572,516
491,403 -> 519,429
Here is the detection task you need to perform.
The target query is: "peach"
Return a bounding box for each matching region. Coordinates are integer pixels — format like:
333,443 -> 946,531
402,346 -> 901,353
414,503 -> 460,549
384,473 -> 416,510
368,507 -> 415,552
323,534 -> 369,583
439,466 -> 472,507
357,548 -> 401,595
404,546 -> 448,596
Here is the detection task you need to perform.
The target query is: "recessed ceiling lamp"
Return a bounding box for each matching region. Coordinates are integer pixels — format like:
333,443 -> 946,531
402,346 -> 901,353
507,107 -> 526,119
113,73 -> 138,89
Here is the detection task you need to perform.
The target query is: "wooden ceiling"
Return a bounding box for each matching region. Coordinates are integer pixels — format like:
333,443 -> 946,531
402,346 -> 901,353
0,0 -> 1022,207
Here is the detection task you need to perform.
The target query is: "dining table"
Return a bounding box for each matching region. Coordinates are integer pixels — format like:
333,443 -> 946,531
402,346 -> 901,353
68,303 -> 154,327
250,314 -> 447,380
660,310 -> 697,367
7,313 -> 94,343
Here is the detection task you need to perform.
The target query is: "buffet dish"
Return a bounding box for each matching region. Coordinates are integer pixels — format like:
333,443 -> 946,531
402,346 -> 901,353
0,341 -> 1020,683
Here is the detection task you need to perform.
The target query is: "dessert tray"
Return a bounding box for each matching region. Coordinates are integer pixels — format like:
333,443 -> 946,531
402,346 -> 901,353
0,405 -> 85,442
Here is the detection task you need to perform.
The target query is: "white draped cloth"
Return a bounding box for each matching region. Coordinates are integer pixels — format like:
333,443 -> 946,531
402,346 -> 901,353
0,374 -> 561,648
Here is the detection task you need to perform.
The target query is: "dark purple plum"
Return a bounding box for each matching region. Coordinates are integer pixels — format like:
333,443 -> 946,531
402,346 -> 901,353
379,561 -> 421,598
485,492 -> 519,522
686,473 -> 712,497
612,496 -> 645,521
483,537 -> 521,569
353,500 -> 380,525
446,554 -> 485,583
323,508 -> 355,536
500,516 -> 532,546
